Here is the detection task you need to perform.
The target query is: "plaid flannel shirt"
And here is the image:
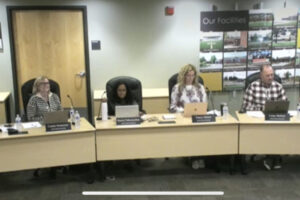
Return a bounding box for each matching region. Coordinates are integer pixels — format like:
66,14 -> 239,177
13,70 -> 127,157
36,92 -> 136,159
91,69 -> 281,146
242,80 -> 287,111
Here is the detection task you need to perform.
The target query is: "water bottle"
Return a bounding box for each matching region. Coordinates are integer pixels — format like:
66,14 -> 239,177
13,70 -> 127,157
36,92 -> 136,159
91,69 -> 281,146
70,107 -> 75,124
101,101 -> 108,121
74,111 -> 80,128
297,103 -> 300,120
15,114 -> 22,132
223,103 -> 229,120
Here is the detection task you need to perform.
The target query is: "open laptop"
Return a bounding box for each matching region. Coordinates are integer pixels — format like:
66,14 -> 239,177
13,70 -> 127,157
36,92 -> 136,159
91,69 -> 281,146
264,100 -> 289,114
184,102 -> 207,117
115,105 -> 139,118
43,110 -> 69,124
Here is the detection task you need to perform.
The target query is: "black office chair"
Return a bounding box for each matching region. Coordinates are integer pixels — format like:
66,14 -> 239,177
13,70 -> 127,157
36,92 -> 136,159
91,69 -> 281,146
21,78 -> 61,117
245,72 -> 282,90
106,76 -> 144,116
21,78 -> 62,178
168,73 -> 204,104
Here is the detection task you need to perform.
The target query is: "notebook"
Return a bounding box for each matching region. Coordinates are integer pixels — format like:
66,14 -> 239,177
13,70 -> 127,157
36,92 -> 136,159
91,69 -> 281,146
115,105 -> 139,118
264,100 -> 289,114
183,102 -> 208,117
43,110 -> 69,124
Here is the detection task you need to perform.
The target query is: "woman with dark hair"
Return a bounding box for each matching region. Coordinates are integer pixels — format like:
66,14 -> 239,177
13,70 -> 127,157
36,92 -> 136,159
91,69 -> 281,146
108,81 -> 142,116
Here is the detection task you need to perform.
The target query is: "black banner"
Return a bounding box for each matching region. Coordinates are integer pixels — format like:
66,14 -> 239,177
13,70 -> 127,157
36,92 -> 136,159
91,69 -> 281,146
201,11 -> 249,32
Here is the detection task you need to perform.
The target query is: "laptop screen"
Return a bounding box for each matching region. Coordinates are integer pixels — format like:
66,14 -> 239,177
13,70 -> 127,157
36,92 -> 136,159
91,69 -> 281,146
264,100 -> 289,114
184,102 -> 207,117
115,105 -> 139,118
43,110 -> 69,124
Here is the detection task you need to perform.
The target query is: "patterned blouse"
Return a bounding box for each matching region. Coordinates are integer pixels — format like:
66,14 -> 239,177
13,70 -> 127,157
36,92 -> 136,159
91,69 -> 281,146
242,80 -> 287,111
27,92 -> 62,122
170,83 -> 207,112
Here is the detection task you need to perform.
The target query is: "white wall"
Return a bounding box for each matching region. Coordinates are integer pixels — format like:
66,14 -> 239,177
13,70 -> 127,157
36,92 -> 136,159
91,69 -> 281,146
0,0 -> 299,117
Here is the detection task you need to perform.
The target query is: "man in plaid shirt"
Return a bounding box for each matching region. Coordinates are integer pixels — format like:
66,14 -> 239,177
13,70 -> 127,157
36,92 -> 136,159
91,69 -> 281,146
242,65 -> 287,111
242,64 -> 287,171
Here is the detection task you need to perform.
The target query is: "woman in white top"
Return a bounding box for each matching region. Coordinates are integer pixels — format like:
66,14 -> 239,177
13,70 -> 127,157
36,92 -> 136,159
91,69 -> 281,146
170,64 -> 207,112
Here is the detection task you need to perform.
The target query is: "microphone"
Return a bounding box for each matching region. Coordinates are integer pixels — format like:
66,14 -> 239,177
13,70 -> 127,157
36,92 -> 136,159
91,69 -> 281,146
67,94 -> 74,108
96,91 -> 107,120
206,87 -> 216,116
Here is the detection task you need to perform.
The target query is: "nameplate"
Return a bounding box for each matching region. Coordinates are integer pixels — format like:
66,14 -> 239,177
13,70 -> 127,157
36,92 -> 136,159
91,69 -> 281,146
46,122 -> 71,132
192,115 -> 216,123
116,117 -> 141,126
265,113 -> 290,121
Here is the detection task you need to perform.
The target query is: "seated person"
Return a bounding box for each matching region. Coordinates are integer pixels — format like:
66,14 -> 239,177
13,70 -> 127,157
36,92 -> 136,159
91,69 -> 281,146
108,81 -> 144,116
170,64 -> 207,113
170,64 -> 208,170
242,64 -> 287,170
242,65 -> 287,111
27,76 -> 62,123
26,76 -> 63,179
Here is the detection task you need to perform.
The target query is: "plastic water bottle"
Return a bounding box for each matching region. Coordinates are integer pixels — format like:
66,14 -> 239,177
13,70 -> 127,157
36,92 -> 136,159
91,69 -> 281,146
223,103 -> 229,120
101,101 -> 108,121
297,103 -> 300,120
74,111 -> 80,128
70,107 -> 75,124
15,114 -> 22,132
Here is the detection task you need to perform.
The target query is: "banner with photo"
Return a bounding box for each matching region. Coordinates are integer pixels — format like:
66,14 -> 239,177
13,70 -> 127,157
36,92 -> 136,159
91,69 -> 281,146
200,8 -> 300,91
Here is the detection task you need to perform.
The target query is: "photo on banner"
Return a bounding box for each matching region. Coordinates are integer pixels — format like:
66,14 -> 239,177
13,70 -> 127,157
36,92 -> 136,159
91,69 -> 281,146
275,68 -> 295,86
272,49 -> 296,69
199,52 -> 223,72
248,30 -> 272,50
249,9 -> 273,30
248,50 -> 271,70
224,31 -> 247,51
200,32 -> 223,52
223,70 -> 246,91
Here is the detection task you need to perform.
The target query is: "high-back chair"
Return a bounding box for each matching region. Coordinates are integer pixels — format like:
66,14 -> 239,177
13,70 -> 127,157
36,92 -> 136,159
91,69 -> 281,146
245,72 -> 282,90
21,78 -> 61,117
106,76 -> 143,116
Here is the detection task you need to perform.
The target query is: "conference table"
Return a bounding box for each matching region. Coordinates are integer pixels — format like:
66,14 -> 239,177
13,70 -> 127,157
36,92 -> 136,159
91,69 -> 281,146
95,113 -> 239,161
237,111 -> 300,155
0,118 -> 96,173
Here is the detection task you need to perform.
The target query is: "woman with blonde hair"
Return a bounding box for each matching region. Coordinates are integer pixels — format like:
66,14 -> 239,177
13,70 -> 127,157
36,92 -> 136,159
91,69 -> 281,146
27,76 -> 62,123
170,64 -> 207,113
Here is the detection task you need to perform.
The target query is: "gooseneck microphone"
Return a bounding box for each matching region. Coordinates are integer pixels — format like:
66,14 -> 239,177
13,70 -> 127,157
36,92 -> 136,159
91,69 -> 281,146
206,87 -> 216,116
67,94 -> 74,108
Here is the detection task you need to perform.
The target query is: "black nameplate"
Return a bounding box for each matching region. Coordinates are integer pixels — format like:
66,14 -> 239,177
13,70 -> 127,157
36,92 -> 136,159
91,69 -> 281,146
192,115 -> 216,123
116,117 -> 141,126
265,113 -> 290,121
46,122 -> 71,132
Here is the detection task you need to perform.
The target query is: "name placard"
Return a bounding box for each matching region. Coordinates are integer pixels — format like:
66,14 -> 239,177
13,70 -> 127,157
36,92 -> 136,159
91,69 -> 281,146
46,122 -> 71,132
116,117 -> 141,126
265,113 -> 290,121
192,115 -> 216,123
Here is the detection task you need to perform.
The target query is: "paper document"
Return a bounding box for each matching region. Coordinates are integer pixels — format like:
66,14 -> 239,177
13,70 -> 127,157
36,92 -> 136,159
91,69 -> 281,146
22,122 -> 42,129
246,111 -> 264,118
288,110 -> 297,117
207,110 -> 221,117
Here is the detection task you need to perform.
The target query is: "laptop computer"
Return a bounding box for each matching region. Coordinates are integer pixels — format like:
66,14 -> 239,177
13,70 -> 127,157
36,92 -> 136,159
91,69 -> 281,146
184,102 -> 208,117
115,105 -> 139,118
43,110 -> 69,124
264,100 -> 289,114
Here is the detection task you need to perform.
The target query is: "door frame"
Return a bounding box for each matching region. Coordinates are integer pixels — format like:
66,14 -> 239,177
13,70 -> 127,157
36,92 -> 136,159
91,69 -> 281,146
7,6 -> 93,123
